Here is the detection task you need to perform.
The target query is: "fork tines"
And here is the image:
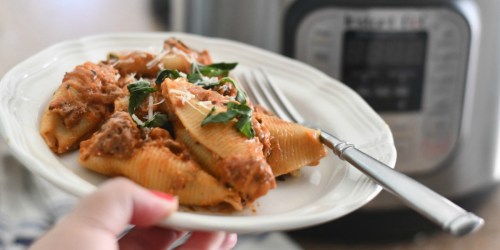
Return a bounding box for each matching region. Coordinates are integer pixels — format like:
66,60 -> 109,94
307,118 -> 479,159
240,68 -> 305,124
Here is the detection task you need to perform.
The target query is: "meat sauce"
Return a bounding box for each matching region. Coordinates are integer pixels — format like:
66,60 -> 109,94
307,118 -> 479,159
80,112 -> 143,159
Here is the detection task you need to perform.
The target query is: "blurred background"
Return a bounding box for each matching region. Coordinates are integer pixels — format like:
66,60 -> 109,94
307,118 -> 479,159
1,0 -> 500,249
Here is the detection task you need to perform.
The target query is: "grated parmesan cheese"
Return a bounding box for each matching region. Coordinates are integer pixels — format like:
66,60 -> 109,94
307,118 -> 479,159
146,50 -> 168,69
153,98 -> 165,106
198,101 -> 213,109
147,95 -> 154,120
169,89 -> 195,104
131,114 -> 145,127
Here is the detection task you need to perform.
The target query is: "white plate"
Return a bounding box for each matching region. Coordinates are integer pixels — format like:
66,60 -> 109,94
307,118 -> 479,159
0,32 -> 396,233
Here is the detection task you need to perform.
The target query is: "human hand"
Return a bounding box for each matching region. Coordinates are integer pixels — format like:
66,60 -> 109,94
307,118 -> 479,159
29,177 -> 237,250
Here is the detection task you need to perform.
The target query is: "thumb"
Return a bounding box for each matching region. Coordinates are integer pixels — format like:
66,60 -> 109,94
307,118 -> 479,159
65,177 -> 178,235
29,178 -> 178,250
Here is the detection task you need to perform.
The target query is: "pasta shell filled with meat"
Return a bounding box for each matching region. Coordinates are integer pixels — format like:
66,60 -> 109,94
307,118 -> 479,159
161,78 -> 276,203
79,111 -> 243,210
106,51 -> 160,78
105,37 -> 212,80
257,113 -> 327,176
162,38 -> 212,73
40,62 -> 124,154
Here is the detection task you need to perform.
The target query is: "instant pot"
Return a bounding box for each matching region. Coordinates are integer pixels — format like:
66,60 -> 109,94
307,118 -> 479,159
163,0 -> 500,239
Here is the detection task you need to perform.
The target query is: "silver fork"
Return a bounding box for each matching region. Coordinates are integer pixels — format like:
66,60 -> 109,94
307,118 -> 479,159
240,68 -> 484,236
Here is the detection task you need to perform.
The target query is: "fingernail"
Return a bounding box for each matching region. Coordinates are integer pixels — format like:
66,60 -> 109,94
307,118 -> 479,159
151,190 -> 179,214
150,190 -> 176,201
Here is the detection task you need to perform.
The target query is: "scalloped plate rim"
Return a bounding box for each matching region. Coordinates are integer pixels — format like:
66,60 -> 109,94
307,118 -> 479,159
0,32 -> 396,233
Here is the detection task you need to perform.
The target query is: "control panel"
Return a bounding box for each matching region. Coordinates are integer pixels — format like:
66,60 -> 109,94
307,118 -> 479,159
294,8 -> 471,174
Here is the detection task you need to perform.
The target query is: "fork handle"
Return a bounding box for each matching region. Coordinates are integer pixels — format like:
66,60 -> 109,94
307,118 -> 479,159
319,131 -> 484,236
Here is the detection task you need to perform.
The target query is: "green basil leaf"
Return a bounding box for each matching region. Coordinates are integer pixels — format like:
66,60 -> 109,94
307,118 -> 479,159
187,72 -> 204,85
200,102 -> 254,139
190,62 -> 238,79
206,62 -> 238,71
127,81 -> 156,114
144,113 -> 168,128
235,115 -> 255,138
229,102 -> 252,116
201,106 -> 238,126
218,77 -> 247,104
187,62 -> 238,89
198,63 -> 237,77
156,69 -> 181,87
107,52 -> 120,60
194,80 -> 220,88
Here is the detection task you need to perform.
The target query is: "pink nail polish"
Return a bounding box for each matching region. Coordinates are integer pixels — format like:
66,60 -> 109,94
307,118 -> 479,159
150,190 -> 175,201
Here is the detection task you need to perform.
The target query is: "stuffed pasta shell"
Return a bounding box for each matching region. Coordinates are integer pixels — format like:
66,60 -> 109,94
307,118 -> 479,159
161,78 -> 276,203
257,113 -> 327,176
79,111 -> 243,210
40,62 -> 125,154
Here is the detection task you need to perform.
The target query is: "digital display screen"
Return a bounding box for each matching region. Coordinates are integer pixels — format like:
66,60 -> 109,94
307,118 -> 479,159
341,31 -> 427,111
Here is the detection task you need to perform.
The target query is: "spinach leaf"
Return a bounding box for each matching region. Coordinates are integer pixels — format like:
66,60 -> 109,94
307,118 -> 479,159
201,102 -> 254,139
187,62 -> 238,85
197,62 -> 238,77
235,115 -> 254,139
127,81 -> 156,115
187,71 -> 205,85
155,69 -> 181,87
143,113 -> 168,128
107,52 -> 120,60
218,77 -> 247,104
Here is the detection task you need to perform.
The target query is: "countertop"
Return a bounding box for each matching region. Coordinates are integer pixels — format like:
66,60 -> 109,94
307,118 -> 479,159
1,1 -> 499,249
